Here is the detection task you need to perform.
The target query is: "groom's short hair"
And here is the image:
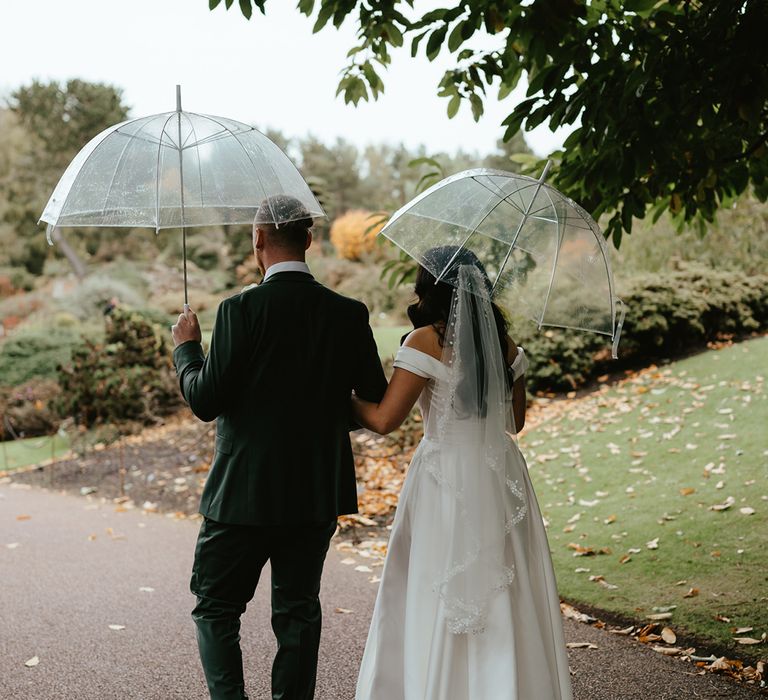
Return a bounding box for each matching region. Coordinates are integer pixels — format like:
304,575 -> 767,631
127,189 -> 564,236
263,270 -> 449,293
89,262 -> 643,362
254,195 -> 313,252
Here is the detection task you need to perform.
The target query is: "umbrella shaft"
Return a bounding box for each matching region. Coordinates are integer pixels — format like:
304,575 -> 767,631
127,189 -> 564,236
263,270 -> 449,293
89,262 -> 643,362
177,108 -> 188,306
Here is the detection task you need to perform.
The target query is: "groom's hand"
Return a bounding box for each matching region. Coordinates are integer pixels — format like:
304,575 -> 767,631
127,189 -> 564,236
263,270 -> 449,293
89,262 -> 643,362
172,306 -> 202,347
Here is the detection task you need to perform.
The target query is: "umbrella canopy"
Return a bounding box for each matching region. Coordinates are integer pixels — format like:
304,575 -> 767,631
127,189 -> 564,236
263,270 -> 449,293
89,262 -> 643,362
40,86 -> 323,303
380,166 -> 626,357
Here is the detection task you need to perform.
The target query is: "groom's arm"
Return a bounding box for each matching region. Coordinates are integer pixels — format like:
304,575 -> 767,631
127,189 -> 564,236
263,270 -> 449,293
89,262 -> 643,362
173,298 -> 245,422
351,302 -> 387,404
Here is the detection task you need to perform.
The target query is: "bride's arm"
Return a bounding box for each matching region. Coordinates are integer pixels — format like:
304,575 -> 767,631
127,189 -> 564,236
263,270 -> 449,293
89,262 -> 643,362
507,338 -> 527,431
352,367 -> 428,435
351,328 -> 438,435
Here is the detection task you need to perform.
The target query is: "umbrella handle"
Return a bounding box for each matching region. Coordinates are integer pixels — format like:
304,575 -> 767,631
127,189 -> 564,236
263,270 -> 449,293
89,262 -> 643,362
182,224 -> 189,308
611,299 -> 626,360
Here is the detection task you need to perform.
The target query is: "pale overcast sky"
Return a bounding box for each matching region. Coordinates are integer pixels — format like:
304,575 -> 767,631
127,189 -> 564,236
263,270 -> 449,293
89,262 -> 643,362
1,0 -> 571,158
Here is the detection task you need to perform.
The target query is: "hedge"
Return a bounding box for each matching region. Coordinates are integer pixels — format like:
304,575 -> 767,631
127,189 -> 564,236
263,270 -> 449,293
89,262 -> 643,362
514,265 -> 768,393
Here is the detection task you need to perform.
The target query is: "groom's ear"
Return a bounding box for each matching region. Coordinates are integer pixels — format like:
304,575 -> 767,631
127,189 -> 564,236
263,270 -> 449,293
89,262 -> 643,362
304,230 -> 312,252
254,227 -> 265,251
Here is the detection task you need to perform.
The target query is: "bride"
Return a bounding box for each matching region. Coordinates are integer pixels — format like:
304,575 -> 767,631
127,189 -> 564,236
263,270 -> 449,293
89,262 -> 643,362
352,246 -> 573,700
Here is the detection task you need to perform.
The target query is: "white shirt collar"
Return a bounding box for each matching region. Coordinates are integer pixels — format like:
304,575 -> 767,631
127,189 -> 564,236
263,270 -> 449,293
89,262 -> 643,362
263,260 -> 311,282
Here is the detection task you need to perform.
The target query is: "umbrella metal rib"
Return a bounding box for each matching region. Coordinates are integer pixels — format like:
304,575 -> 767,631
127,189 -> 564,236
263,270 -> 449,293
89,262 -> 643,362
180,114 -> 198,151
155,113 -> 176,232
537,182 -> 563,330
195,111 -> 273,217
435,173 -> 536,285
185,115 -> 206,210
431,170 -> 509,284
44,125 -> 125,246
102,115 -> 157,217
180,115 -> 254,149
470,175 -> 529,219
490,161 -> 552,296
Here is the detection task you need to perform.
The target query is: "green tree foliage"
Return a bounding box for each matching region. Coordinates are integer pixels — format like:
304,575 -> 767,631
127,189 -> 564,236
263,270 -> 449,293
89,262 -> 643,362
0,108 -> 45,272
300,136 -> 364,224
483,131 -> 531,173
615,193 -> 768,276
212,0 -> 768,245
298,137 -> 523,218
0,80 -> 129,274
294,135 -> 519,242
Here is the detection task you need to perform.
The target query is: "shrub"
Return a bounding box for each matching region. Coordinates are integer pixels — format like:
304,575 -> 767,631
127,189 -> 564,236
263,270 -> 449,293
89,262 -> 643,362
510,265 -> 768,393
0,289 -> 45,329
56,308 -> 182,427
0,266 -> 34,297
512,328 -> 599,393
310,253 -> 411,322
0,324 -> 86,385
308,253 -> 358,288
619,267 -> 767,357
151,289 -> 222,316
235,256 -> 261,287
0,378 -> 61,440
130,307 -> 174,329
330,210 -> 386,261
187,229 -> 228,271
63,273 -> 144,320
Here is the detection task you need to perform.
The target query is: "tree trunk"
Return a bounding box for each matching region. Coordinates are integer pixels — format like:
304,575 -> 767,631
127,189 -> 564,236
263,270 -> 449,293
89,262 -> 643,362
49,227 -> 86,279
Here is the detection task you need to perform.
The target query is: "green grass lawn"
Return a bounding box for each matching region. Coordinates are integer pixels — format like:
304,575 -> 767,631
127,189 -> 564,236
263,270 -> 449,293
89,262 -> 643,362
522,336 -> 768,659
0,432 -> 71,472
373,325 -> 411,361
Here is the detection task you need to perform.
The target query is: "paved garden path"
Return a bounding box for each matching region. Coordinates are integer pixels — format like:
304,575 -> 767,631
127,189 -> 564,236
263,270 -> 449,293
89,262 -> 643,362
1,483 -> 762,699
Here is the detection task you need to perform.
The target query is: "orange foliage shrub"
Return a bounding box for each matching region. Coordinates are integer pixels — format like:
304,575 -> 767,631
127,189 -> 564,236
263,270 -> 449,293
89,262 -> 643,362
329,210 -> 386,261
0,275 -> 15,298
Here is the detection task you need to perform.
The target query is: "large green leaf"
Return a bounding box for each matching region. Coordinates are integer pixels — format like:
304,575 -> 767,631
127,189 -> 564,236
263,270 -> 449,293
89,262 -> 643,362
425,25 -> 448,61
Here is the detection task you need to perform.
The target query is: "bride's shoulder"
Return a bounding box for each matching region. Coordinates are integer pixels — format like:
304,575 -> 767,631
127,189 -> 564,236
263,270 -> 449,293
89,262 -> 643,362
506,335 -> 520,364
402,325 -> 443,361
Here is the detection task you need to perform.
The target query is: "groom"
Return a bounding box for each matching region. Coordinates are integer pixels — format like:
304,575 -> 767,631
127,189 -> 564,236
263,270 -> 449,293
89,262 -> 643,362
171,194 -> 387,700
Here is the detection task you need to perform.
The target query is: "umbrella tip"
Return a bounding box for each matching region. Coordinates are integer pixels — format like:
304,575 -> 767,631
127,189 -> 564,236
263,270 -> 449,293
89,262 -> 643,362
176,85 -> 182,112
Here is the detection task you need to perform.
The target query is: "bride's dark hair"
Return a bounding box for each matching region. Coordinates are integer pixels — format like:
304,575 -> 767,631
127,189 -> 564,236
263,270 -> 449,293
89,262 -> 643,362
405,246 -> 511,386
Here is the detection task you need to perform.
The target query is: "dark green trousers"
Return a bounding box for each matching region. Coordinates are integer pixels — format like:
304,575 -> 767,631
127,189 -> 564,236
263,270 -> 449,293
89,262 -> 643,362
191,517 -> 337,700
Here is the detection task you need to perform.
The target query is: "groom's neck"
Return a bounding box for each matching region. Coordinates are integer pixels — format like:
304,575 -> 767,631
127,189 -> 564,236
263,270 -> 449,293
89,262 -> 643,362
260,250 -> 307,273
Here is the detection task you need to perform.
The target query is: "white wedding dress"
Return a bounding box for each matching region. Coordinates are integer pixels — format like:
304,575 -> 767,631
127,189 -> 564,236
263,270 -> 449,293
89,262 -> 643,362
356,267 -> 573,700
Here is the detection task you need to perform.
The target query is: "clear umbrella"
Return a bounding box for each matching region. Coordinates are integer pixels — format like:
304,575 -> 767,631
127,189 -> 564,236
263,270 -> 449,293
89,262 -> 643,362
40,86 -> 324,305
380,164 -> 626,357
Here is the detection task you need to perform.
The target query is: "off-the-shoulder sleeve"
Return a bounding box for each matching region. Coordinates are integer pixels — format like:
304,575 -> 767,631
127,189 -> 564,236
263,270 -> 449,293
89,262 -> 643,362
393,346 -> 449,381
508,346 -> 529,381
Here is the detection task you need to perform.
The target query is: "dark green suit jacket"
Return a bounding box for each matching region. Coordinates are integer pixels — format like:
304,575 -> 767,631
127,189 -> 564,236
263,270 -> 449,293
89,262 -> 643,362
173,271 -> 387,526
